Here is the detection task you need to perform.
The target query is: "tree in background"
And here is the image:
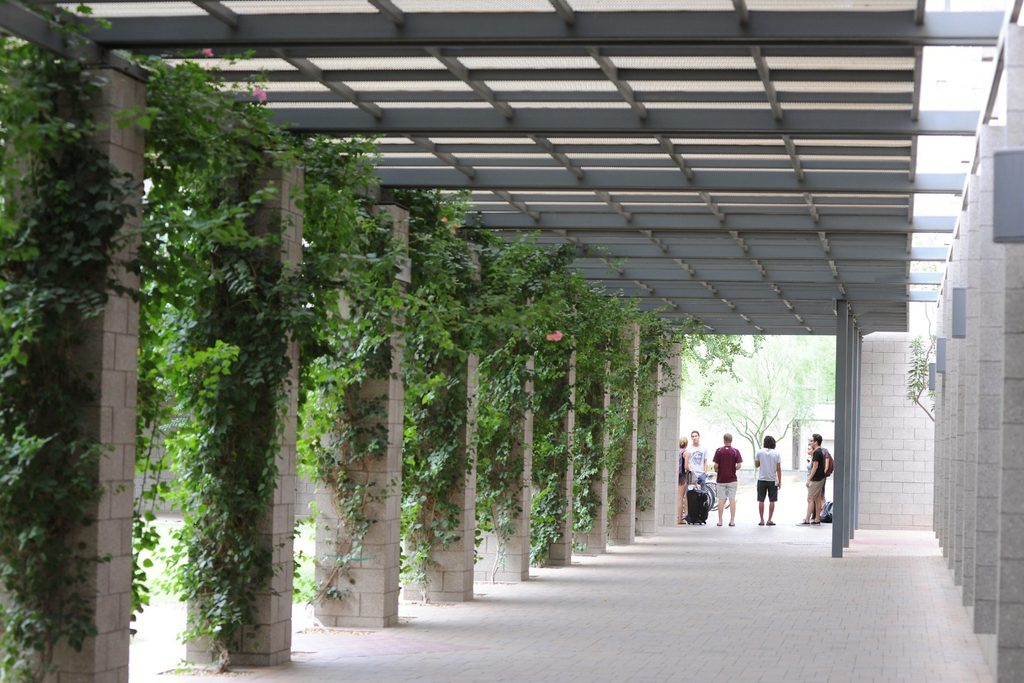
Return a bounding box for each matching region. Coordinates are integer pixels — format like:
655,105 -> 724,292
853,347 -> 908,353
906,335 -> 935,422
691,336 -> 835,458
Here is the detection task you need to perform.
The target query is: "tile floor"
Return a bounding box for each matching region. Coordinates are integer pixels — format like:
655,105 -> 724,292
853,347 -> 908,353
130,485 -> 989,682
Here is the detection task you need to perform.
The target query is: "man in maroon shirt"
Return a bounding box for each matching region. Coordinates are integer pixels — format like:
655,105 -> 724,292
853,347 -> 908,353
713,433 -> 743,527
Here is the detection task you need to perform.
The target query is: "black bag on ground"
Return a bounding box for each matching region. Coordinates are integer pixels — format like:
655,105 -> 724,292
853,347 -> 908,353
820,501 -> 834,523
685,488 -> 711,525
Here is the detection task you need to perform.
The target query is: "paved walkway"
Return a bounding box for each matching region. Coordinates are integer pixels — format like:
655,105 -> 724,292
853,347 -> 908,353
132,486 -> 989,682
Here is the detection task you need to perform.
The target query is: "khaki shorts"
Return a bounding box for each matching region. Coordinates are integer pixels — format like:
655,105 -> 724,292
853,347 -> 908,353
807,479 -> 825,501
718,481 -> 737,502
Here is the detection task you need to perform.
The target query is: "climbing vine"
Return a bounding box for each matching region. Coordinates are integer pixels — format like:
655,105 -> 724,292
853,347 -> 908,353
0,38 -> 138,681
295,135 -> 402,608
136,58 -> 305,669
397,190 -> 478,595
471,234 -> 571,577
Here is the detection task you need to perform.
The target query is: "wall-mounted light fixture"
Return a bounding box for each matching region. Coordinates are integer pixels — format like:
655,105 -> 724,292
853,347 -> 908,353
937,337 -> 947,373
994,148 -> 1024,243
952,287 -> 967,339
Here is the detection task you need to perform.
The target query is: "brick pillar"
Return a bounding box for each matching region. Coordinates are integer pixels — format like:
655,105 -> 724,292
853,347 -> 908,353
998,23 -> 1024,683
609,324 -> 639,545
547,352 -> 576,566
575,365 -> 609,555
419,354 -> 478,601
475,358 -> 534,583
656,343 -> 682,529
973,124 -> 1005,653
314,204 -> 407,628
48,66 -> 144,683
184,162 -> 303,666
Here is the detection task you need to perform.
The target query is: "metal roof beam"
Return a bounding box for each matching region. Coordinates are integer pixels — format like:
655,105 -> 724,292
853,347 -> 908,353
271,90 -> 915,105
701,192 -> 726,222
192,1 -> 238,28
424,48 -> 515,120
219,67 -> 916,83
588,48 -> 648,119
376,167 -> 964,193
781,135 -> 806,181
82,11 -> 1004,49
657,136 -> 695,180
409,136 -> 475,178
380,143 -> 911,157
267,107 -> 978,135
732,0 -> 750,25
473,213 -> 954,232
272,50 -> 383,119
752,47 -> 784,121
367,0 -> 404,26
493,190 -> 540,221
0,2 -> 146,79
804,194 -> 820,223
530,135 -> 585,180
548,0 -> 575,25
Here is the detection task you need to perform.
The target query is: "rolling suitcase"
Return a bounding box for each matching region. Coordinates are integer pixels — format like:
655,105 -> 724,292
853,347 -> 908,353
685,487 -> 711,525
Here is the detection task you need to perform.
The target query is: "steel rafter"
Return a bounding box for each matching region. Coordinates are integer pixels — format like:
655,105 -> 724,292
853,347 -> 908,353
76,11 -> 1004,49
266,107 -> 978,136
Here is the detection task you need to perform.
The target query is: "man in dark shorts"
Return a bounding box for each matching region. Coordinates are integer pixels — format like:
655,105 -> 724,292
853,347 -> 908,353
755,435 -> 782,526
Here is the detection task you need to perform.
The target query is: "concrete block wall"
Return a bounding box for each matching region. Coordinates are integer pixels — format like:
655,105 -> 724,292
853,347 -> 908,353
856,332 -> 934,530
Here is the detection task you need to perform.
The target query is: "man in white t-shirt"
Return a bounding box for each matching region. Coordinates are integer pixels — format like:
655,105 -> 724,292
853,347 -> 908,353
755,435 -> 782,526
688,430 -> 707,486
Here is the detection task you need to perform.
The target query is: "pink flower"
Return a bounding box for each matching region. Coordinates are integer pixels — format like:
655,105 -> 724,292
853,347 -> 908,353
253,86 -> 268,103
546,331 -> 564,342
201,48 -> 214,58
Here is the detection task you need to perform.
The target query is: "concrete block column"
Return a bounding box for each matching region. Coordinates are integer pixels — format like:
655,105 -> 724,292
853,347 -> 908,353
998,23 -> 1024,683
47,67 -> 145,683
656,343 -> 683,529
635,362 -> 659,537
184,161 -> 304,667
946,224 -> 965,580
314,204 -> 407,628
973,124 -> 1006,648
609,324 -> 640,545
962,164 -> 982,608
474,357 -> 534,583
547,352 -> 576,566
419,354 -> 478,601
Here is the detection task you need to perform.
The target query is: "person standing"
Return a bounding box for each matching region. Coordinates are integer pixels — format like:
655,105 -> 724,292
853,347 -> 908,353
802,435 -> 827,525
689,430 -> 707,487
755,435 -> 782,526
677,436 -> 690,524
712,433 -> 742,527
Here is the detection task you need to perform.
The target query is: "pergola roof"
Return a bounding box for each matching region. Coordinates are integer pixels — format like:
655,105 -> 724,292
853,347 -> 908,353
4,0 -> 1012,334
